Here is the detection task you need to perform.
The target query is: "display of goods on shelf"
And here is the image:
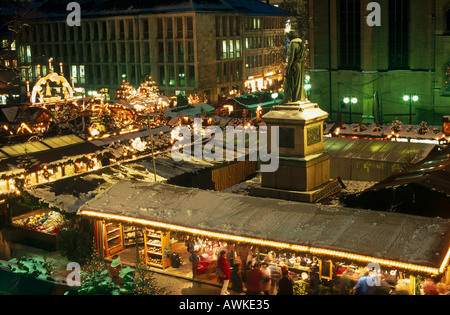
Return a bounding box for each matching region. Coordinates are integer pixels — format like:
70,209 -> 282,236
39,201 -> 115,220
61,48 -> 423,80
12,211 -> 65,235
147,247 -> 162,255
147,239 -> 162,246
106,223 -> 119,233
147,257 -> 163,265
108,229 -> 121,239
108,236 -> 121,248
123,226 -> 144,247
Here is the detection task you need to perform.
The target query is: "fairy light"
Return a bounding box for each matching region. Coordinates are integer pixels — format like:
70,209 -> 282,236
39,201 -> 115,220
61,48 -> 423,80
79,210 -> 446,275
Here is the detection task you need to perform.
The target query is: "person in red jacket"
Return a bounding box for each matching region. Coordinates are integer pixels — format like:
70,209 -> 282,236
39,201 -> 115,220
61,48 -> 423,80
218,250 -> 231,295
245,263 -> 264,295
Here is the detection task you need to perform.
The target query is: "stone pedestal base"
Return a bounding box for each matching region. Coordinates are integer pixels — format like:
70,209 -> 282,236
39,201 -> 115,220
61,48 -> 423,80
261,151 -> 330,192
249,178 -> 344,203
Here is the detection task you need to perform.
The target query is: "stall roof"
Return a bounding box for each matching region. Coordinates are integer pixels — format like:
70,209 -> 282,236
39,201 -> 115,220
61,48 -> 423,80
368,149 -> 450,196
323,137 -> 436,165
0,134 -> 85,159
163,103 -> 215,118
79,180 -> 450,274
25,153 -> 215,213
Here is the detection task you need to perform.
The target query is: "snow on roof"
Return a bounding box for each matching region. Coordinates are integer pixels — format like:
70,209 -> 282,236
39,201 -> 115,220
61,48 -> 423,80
79,180 -> 450,269
25,152 -> 214,212
164,103 -> 215,118
324,137 -> 436,165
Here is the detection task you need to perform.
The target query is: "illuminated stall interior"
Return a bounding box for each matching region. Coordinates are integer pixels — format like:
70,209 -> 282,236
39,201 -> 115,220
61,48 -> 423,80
79,181 -> 450,294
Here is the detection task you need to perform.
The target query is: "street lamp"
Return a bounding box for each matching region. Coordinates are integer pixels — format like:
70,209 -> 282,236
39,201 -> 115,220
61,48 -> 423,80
343,97 -> 358,122
403,93 -> 419,124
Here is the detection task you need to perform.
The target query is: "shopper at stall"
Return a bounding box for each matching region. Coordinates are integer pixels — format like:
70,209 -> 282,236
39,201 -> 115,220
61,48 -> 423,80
230,263 -> 244,294
242,260 -> 252,285
268,263 -> 281,295
218,250 -> 231,295
246,247 -> 257,267
261,262 -> 272,295
354,269 -> 372,295
278,269 -> 294,295
245,263 -> 264,295
339,268 -> 355,295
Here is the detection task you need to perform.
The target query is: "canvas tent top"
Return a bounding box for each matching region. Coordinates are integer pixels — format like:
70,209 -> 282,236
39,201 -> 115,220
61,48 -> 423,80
78,180 -> 450,275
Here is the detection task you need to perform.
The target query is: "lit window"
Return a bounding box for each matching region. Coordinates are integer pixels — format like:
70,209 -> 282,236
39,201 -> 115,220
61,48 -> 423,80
72,65 -> 78,83
80,65 -> 85,84
222,40 -> 227,59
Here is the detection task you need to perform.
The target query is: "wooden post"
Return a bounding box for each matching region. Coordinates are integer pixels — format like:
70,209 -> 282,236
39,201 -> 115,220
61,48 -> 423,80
147,115 -> 157,182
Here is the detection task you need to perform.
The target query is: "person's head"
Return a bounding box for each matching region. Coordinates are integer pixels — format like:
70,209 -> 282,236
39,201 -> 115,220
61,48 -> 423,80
282,270 -> 289,278
234,264 -> 240,270
287,30 -> 299,40
261,262 -> 268,268
220,250 -> 226,258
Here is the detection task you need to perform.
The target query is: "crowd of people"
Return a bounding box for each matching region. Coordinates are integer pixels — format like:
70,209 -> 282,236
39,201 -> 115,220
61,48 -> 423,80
216,249 -> 294,295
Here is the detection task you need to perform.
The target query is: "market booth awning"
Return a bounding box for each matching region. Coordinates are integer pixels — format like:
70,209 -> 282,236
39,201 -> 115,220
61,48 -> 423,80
78,180 -> 450,276
323,137 -> 436,181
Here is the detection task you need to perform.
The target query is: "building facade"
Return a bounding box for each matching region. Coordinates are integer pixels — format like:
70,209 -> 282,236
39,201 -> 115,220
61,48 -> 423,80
309,0 -> 450,125
15,0 -> 287,105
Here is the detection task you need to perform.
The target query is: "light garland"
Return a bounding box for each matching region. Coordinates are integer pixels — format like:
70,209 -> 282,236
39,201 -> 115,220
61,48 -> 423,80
79,210 -> 449,276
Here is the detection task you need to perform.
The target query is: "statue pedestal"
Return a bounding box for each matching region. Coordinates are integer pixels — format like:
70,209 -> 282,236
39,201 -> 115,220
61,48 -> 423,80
250,101 -> 343,203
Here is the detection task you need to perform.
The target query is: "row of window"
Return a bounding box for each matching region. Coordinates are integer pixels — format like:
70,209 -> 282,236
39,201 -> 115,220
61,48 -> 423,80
217,61 -> 242,84
20,41 -> 193,65
20,14 -> 285,45
244,16 -> 285,31
23,19 -> 148,43
156,16 -> 194,39
216,39 -> 242,61
158,65 -> 195,87
21,16 -> 196,44
157,41 -> 195,63
215,16 -> 242,37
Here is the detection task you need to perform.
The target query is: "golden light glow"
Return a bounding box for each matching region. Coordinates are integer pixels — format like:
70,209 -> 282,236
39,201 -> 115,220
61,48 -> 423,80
79,210 -> 446,275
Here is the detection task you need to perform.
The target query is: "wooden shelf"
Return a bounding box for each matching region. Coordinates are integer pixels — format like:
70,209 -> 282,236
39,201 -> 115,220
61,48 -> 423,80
144,228 -> 172,269
103,222 -> 124,256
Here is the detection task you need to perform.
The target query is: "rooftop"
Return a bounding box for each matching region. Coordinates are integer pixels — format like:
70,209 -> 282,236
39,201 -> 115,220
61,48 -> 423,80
34,0 -> 287,20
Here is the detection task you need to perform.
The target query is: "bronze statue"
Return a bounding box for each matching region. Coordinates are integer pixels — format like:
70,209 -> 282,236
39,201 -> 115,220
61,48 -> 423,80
282,31 -> 307,103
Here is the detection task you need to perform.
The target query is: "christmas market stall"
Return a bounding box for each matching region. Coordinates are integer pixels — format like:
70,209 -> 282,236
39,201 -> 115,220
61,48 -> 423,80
322,136 -> 437,182
9,208 -> 66,251
78,180 -> 450,294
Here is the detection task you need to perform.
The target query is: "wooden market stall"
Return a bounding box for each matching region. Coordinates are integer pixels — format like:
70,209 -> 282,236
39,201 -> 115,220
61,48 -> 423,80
78,180 -> 450,294
9,208 -> 66,251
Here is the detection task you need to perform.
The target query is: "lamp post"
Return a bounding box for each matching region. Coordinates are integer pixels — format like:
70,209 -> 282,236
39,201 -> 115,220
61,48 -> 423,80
403,94 -> 419,125
343,97 -> 358,123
